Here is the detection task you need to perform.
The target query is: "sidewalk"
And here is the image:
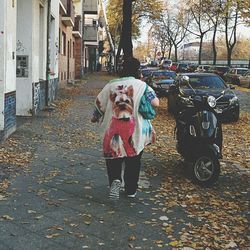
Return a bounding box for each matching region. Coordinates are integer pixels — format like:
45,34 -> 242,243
0,73 -> 170,250
0,72 -> 248,250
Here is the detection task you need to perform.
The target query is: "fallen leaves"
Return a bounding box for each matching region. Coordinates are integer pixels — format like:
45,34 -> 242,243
1,215 -> 14,221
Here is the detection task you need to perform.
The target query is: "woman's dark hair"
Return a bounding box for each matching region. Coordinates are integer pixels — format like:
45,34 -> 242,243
121,57 -> 140,78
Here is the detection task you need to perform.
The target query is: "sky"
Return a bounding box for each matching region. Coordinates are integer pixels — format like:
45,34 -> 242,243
134,20 -> 250,49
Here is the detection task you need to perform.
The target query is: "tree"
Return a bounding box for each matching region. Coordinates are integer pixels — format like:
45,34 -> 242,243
107,0 -> 163,64
239,0 -> 250,26
165,6 -> 190,61
205,0 -> 224,65
185,0 -> 214,64
223,0 -> 241,66
151,24 -> 171,59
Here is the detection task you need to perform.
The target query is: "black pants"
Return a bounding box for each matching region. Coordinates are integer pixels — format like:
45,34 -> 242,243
105,152 -> 143,195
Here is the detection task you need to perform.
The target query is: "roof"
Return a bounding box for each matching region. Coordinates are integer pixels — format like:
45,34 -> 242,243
180,73 -> 218,77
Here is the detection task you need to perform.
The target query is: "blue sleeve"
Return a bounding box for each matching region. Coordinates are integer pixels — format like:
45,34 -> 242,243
145,89 -> 157,102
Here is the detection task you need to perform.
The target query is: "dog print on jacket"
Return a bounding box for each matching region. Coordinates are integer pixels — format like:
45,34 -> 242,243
103,85 -> 136,157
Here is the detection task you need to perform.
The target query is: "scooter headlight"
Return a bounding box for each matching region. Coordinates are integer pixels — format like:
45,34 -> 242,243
207,96 -> 216,108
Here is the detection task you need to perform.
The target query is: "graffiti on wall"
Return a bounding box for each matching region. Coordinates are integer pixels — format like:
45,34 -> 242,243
16,40 -> 26,52
4,91 -> 16,131
33,82 -> 40,115
48,78 -> 58,103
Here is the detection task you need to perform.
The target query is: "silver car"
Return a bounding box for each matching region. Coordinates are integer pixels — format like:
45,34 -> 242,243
238,70 -> 250,88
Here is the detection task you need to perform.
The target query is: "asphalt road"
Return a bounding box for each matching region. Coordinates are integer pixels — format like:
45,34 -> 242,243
235,89 -> 250,113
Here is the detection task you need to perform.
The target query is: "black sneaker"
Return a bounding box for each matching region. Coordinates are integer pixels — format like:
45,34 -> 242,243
109,179 -> 121,200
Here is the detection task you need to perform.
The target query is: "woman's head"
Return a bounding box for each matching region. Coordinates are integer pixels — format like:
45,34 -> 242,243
121,57 -> 140,79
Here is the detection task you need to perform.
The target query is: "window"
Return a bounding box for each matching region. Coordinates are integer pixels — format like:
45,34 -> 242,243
16,56 -> 29,77
73,42 -> 75,58
61,32 -> 66,55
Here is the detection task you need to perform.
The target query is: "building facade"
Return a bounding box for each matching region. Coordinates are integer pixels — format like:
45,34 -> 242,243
0,0 -> 108,140
59,0 -> 76,86
0,1 -> 17,139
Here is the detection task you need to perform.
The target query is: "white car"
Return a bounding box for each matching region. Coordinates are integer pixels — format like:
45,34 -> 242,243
160,59 -> 172,69
238,70 -> 250,88
195,65 -> 211,72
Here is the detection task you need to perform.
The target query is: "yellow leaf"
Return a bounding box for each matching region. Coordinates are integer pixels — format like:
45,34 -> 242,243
169,241 -> 179,247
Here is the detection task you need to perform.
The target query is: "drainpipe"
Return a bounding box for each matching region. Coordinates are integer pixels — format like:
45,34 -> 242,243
46,0 -> 51,106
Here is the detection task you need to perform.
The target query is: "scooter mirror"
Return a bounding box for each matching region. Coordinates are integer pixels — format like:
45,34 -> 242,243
182,76 -> 190,82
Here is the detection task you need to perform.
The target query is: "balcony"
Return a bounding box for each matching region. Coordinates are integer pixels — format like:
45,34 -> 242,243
83,0 -> 98,14
60,0 -> 75,27
73,15 -> 82,38
83,25 -> 98,42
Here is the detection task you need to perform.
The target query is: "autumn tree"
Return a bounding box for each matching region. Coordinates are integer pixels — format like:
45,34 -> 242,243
205,0 -> 224,65
150,23 -> 171,59
106,0 -> 163,65
185,0 -> 214,64
222,0 -> 241,66
239,0 -> 250,26
164,6 -> 190,62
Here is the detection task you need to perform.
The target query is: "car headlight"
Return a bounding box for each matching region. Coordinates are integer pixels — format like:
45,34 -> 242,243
229,96 -> 238,105
207,96 -> 216,108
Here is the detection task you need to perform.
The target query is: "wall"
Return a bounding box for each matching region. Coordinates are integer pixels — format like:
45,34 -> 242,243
0,0 -> 5,131
0,0 -> 17,139
16,0 -> 48,116
50,0 -> 60,79
59,16 -> 75,86
16,0 -> 33,116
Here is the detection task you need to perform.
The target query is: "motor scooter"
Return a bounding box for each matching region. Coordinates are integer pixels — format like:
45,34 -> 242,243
173,76 -> 223,187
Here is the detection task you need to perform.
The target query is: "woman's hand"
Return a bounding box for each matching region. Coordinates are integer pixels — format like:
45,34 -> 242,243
151,97 -> 159,107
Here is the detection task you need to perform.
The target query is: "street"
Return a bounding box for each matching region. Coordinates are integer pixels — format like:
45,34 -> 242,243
0,72 -> 249,250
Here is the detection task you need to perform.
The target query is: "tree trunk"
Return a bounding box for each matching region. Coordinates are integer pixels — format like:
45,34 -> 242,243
227,48 -> 232,67
174,44 -> 178,62
168,44 -> 172,59
198,34 -> 204,65
212,25 -> 217,65
154,47 -> 157,60
121,0 -> 133,59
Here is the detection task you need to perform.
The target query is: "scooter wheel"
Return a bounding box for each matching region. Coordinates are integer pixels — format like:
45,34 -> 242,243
190,153 -> 220,187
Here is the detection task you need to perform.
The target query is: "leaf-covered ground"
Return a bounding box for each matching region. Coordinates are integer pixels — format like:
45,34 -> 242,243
0,73 -> 249,249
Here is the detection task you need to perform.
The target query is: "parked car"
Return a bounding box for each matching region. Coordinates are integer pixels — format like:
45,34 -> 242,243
140,61 -> 148,69
148,70 -> 177,97
188,63 -> 198,72
176,63 -> 189,73
195,65 -> 211,73
149,60 -> 158,67
170,62 -> 178,71
140,68 -> 153,82
168,73 -> 240,122
238,70 -> 250,88
160,59 -> 172,69
224,67 -> 249,85
208,66 -> 230,78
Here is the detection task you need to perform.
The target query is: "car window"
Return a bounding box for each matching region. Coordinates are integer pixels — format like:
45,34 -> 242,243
152,71 -> 176,78
141,70 -> 151,77
183,76 -> 227,89
237,69 -> 248,75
